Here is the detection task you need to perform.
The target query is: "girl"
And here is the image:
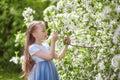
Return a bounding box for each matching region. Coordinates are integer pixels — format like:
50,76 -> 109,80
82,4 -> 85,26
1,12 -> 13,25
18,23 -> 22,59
23,21 -> 71,80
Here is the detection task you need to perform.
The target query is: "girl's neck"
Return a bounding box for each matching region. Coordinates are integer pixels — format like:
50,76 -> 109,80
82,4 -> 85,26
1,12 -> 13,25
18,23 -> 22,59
34,40 -> 42,45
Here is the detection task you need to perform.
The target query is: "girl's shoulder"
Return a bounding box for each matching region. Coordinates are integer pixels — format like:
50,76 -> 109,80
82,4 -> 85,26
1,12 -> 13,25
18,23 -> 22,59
28,43 -> 50,56
29,44 -> 41,49
28,44 -> 41,56
29,44 -> 43,52
29,43 -> 49,51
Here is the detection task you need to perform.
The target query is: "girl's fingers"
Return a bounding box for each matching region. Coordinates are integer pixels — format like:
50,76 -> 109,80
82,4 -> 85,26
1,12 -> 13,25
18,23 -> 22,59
64,36 -> 67,40
64,36 -> 71,44
65,40 -> 69,44
66,38 -> 71,44
51,33 -> 58,42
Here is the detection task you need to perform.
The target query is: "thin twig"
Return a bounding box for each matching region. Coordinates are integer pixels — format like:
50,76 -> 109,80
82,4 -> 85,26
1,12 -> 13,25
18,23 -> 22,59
70,44 -> 105,48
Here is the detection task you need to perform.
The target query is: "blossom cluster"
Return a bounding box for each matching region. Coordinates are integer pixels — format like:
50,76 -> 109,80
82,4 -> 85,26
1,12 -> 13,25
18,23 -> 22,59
22,7 -> 35,27
44,0 -> 120,80
9,51 -> 25,71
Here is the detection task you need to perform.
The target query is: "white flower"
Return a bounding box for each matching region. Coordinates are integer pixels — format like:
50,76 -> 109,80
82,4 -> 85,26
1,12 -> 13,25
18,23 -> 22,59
19,56 -> 25,71
118,72 -> 120,80
110,73 -> 116,80
110,19 -> 116,25
57,0 -> 64,10
44,5 -> 56,15
78,54 -> 82,58
22,8 -> 34,18
22,7 -> 35,26
98,61 -> 105,70
110,48 -> 115,54
111,54 -> 120,68
103,6 -> 111,14
20,55 -> 25,62
113,36 -> 118,44
99,48 -> 104,53
95,73 -> 103,80
9,56 -> 19,64
95,2 -> 102,8
29,15 -> 34,22
115,4 -> 120,13
113,26 -> 120,44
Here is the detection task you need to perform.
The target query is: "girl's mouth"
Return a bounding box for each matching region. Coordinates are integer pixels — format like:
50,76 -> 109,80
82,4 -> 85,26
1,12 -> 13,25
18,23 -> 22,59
45,35 -> 47,38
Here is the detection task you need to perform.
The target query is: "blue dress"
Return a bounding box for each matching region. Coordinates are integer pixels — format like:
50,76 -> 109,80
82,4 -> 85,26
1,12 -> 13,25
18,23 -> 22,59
28,44 -> 59,80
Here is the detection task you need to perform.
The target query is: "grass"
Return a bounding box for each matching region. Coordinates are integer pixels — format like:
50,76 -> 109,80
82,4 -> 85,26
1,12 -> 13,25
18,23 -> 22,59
0,68 -> 23,80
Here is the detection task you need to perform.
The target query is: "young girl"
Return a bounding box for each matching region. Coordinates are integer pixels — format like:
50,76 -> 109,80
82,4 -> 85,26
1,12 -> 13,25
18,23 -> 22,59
23,21 -> 71,80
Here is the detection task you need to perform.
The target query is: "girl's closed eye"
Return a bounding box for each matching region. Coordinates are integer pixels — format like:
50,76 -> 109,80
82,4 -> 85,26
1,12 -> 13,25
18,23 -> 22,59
43,30 -> 47,33
42,30 -> 45,32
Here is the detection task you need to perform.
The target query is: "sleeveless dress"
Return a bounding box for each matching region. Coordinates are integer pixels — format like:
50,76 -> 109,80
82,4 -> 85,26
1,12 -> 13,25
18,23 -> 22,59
28,44 -> 59,80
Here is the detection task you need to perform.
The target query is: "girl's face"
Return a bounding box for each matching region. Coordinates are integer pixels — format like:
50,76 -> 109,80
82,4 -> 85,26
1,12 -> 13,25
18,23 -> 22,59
34,24 -> 47,41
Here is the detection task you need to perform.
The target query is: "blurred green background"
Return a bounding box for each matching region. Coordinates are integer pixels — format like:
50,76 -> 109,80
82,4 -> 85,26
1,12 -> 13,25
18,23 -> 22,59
0,0 -> 57,80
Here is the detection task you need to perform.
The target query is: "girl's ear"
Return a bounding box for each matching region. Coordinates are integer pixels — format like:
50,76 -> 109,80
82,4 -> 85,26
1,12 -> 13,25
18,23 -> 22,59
32,32 -> 36,38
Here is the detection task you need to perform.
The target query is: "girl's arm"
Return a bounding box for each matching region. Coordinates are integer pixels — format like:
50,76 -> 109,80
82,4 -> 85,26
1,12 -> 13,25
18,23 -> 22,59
54,36 -> 70,60
33,33 -> 58,61
34,42 -> 55,60
54,45 -> 68,60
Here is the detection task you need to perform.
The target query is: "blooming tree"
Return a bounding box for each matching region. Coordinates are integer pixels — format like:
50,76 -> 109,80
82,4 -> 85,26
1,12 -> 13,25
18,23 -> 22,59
43,0 -> 120,80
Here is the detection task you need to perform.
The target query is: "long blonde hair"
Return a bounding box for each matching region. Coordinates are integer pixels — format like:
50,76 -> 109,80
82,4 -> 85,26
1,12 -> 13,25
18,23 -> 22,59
23,21 -> 45,78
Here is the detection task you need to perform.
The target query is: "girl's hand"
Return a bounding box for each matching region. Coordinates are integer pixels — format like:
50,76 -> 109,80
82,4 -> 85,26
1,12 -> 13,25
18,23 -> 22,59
51,33 -> 58,43
64,36 -> 71,45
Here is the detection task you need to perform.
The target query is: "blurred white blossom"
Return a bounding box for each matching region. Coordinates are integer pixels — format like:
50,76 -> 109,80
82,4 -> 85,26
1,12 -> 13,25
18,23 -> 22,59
98,61 -> 105,70
110,73 -> 116,80
111,54 -> 120,69
9,56 -> 19,64
20,55 -> 25,62
95,73 -> 103,80
19,55 -> 25,71
22,7 -> 35,27
113,26 -> 120,44
115,4 -> 120,13
118,72 -> 120,80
